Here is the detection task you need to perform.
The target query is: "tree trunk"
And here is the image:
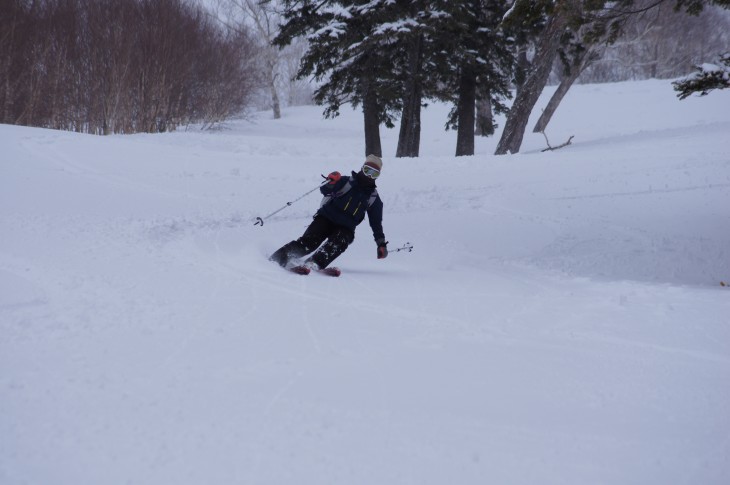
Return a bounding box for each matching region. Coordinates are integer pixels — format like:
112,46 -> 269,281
396,35 -> 423,158
514,47 -> 530,98
475,96 -> 494,136
2,21 -> 15,125
532,48 -> 592,133
455,66 -> 476,156
362,78 -> 382,157
270,70 -> 281,119
3,67 -> 12,124
495,9 -> 569,155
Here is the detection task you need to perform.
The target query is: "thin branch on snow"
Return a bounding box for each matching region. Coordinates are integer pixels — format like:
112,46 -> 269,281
540,130 -> 574,152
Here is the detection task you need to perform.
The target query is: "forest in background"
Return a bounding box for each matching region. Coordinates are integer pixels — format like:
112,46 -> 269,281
1,0 -> 728,139
1,0 -> 256,134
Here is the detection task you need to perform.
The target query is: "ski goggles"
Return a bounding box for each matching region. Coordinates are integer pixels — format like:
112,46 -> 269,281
362,164 -> 380,179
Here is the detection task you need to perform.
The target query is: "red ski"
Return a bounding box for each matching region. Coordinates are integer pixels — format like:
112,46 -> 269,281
287,265 -> 311,275
286,265 -> 341,277
316,267 -> 341,277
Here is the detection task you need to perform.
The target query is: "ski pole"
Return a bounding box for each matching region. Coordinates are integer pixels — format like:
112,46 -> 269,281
392,242 -> 414,253
254,177 -> 330,226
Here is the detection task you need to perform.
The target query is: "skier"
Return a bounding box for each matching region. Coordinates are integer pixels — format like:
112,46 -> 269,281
269,154 -> 388,274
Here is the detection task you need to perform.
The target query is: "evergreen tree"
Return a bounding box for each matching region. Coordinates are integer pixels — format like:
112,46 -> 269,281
431,0 -> 514,156
347,0 -> 431,158
274,1 -> 407,157
275,0 -> 515,158
673,53 -> 730,98
672,0 -> 730,98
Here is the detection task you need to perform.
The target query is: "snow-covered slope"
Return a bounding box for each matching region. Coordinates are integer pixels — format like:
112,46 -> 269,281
2,80 -> 729,485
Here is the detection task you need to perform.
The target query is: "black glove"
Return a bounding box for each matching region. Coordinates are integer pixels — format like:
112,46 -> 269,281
376,239 -> 388,259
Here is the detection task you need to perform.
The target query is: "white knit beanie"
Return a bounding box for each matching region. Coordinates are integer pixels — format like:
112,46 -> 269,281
363,154 -> 383,172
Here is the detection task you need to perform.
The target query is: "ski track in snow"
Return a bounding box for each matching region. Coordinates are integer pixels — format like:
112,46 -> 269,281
2,80 -> 730,485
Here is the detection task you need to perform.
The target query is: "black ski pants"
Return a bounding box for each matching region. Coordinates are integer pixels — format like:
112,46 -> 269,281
269,215 -> 355,269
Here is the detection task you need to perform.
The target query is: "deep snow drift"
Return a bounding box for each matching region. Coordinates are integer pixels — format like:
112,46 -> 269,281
2,80 -> 730,485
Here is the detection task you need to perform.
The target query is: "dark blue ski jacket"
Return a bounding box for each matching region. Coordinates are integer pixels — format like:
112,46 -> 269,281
317,171 -> 385,243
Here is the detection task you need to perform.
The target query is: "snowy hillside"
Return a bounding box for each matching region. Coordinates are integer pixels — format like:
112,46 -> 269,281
2,79 -> 729,485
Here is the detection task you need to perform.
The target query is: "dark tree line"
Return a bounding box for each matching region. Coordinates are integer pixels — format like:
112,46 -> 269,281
273,0 -> 514,158
3,0 -> 726,142
0,0 -> 257,134
273,0 -> 729,157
